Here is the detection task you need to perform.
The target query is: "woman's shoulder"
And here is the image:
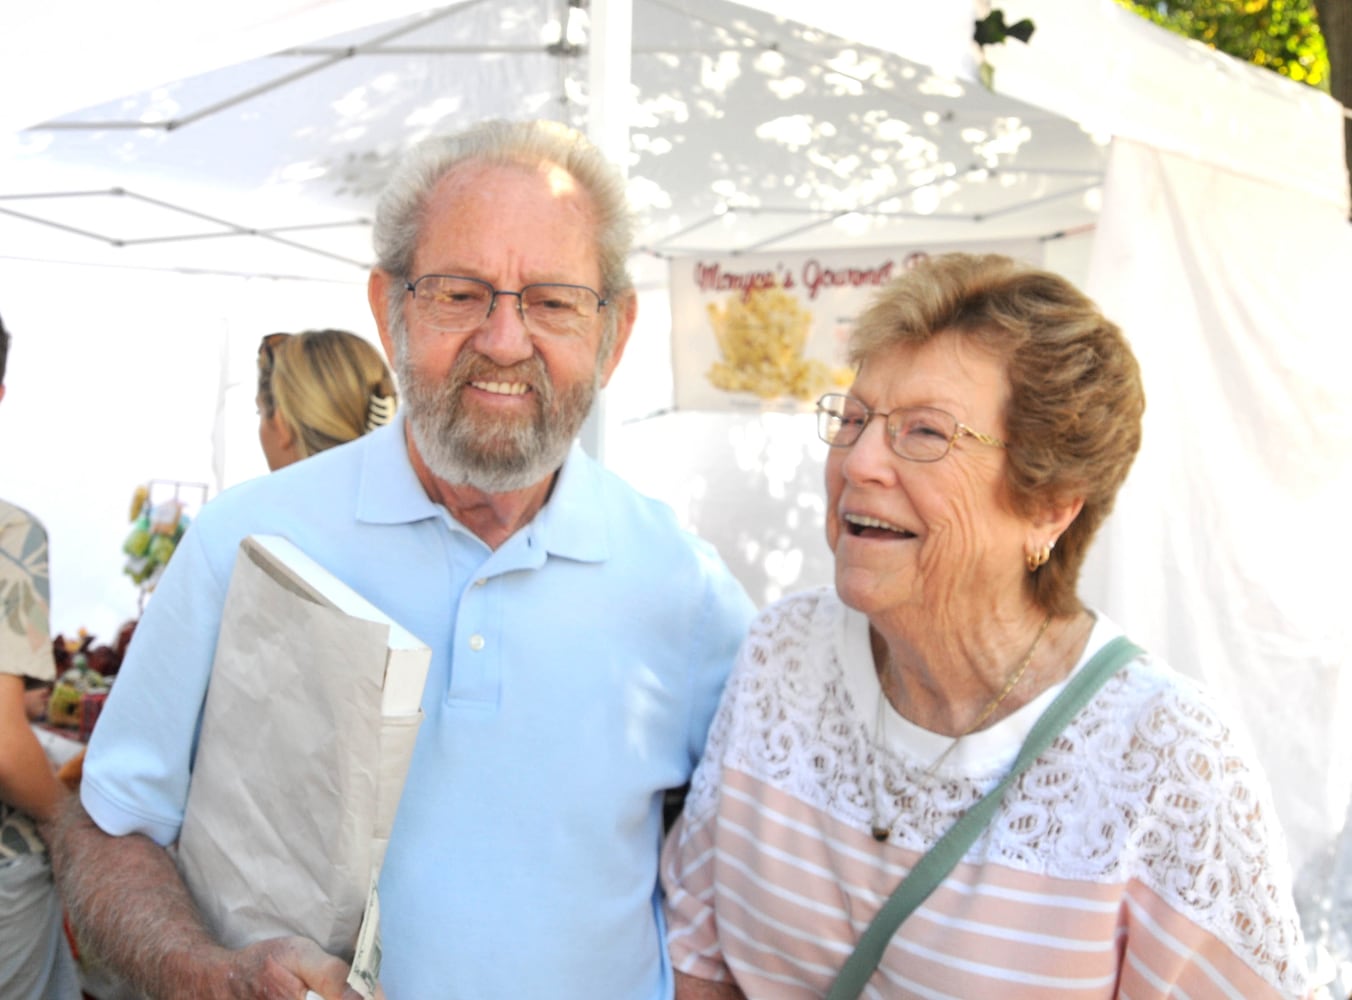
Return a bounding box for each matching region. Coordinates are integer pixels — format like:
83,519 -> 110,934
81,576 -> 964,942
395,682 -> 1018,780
688,586 -> 865,817
718,586 -> 860,742
735,586 -> 848,678
1069,634 -> 1306,993
1076,619 -> 1286,853
1089,635 -> 1246,758
749,585 -> 841,635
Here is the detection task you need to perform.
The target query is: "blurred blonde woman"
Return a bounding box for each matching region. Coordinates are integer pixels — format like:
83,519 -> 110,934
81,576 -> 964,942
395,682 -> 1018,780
256,329 -> 398,470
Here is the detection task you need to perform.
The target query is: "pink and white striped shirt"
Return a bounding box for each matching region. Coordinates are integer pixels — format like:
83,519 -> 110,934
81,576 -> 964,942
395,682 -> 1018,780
661,588 -> 1308,998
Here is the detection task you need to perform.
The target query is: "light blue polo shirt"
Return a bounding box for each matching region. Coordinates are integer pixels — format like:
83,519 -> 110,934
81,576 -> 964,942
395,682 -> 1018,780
82,416 -> 756,1000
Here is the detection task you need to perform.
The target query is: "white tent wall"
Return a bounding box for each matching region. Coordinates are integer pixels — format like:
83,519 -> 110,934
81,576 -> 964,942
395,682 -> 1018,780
0,262 -> 375,636
1080,137 -> 1352,969
990,2 -> 1352,974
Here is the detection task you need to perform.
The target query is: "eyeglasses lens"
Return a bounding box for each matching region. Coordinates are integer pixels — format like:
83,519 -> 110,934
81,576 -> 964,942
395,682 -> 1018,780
411,276 -> 599,338
815,394 -> 957,462
816,395 -> 858,447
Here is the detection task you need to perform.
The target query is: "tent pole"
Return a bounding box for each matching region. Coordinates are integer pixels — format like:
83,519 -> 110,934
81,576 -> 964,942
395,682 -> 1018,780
580,0 -> 633,464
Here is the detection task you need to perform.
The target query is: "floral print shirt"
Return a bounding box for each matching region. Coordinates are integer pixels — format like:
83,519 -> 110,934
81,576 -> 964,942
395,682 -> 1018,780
1,498 -> 56,859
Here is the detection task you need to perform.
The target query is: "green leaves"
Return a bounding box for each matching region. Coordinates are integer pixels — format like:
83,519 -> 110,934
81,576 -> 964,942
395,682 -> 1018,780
1112,0 -> 1330,89
974,9 -> 1037,91
974,10 -> 1037,47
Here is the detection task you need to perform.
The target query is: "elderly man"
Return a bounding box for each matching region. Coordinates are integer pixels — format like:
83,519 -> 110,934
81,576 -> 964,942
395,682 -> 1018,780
53,120 -> 755,1000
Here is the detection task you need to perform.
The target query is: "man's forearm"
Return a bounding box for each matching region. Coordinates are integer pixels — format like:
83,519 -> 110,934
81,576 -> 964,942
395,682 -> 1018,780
49,796 -> 362,1000
48,796 -> 229,999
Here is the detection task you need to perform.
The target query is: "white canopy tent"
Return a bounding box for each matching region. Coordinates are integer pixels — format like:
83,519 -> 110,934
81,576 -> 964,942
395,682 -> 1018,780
1,0 -> 1350,982
0,0 -> 1112,631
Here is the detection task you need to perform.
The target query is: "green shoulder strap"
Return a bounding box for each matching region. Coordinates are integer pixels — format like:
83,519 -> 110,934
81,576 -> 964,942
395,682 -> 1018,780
825,635 -> 1143,1000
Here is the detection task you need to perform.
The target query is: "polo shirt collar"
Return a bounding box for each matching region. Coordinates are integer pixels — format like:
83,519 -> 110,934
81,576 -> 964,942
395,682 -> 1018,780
354,415 -> 442,526
530,441 -> 608,564
354,414 -> 610,564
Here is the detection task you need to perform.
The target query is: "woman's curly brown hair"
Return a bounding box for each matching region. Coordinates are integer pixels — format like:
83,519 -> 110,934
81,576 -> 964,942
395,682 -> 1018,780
847,253 -> 1145,615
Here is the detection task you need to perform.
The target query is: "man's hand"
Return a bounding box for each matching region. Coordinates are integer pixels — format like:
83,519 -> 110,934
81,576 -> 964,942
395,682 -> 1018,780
209,935 -> 370,1000
50,797 -> 385,1000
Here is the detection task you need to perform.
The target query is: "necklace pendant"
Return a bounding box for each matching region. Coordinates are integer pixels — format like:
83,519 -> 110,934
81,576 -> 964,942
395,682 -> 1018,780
871,825 -> 890,843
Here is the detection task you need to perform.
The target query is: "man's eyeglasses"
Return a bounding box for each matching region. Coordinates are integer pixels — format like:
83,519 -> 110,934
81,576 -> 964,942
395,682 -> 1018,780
405,274 -> 608,339
815,392 -> 1006,463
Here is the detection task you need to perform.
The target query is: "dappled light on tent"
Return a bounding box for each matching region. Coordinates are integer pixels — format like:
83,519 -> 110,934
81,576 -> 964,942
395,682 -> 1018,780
611,409 -> 831,609
1,0 -> 1110,277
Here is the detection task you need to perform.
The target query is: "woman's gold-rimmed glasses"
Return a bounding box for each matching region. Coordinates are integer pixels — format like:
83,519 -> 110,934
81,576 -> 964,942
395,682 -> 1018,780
815,392 -> 1006,463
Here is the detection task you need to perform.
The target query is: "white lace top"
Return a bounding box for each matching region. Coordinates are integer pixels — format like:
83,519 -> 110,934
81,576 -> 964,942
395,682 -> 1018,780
663,587 -> 1310,998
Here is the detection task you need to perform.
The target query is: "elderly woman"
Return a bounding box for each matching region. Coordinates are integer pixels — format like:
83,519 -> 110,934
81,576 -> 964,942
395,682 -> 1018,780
661,254 -> 1307,999
256,328 -> 398,470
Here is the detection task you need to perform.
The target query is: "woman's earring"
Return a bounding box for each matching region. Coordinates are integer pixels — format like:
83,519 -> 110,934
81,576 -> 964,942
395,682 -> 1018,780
1025,540 -> 1052,572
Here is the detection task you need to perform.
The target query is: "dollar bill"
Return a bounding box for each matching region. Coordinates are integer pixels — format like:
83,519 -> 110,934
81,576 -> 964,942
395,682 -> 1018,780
346,874 -> 382,999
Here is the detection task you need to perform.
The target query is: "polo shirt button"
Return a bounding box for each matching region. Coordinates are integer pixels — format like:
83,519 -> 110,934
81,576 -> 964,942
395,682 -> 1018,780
469,634 -> 485,651
473,578 -> 487,587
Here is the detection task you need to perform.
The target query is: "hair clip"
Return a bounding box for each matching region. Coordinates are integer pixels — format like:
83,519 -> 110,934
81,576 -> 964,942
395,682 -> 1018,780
365,393 -> 396,432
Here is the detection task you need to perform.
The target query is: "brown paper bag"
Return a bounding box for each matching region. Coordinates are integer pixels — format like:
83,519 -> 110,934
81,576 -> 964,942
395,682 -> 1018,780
176,535 -> 429,959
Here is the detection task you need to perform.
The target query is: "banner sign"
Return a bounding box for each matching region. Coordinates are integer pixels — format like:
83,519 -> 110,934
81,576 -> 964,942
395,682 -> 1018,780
670,239 -> 1043,411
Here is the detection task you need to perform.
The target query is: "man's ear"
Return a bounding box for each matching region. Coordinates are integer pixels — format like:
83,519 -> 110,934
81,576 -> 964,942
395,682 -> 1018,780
599,290 -> 638,387
368,269 -> 397,365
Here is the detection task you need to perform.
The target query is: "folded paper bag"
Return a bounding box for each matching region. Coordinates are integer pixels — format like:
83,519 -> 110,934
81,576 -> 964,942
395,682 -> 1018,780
176,534 -> 430,961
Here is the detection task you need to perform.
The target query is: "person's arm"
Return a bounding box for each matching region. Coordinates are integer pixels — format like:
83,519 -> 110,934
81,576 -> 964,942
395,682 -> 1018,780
674,971 -> 746,999
0,673 -> 67,827
49,797 -> 364,1000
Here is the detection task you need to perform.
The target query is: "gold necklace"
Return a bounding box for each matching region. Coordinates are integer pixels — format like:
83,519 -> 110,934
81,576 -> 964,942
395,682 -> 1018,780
870,613 -> 1053,843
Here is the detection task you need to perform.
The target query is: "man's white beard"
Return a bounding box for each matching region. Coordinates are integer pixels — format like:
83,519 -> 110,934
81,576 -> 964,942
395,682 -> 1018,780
394,321 -> 600,494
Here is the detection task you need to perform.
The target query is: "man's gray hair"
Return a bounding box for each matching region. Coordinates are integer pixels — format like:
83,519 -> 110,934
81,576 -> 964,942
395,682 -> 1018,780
372,119 -> 635,299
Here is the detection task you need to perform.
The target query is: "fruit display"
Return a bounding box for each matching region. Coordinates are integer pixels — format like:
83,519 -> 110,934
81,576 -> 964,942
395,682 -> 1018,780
121,483 -> 193,591
46,650 -> 110,730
